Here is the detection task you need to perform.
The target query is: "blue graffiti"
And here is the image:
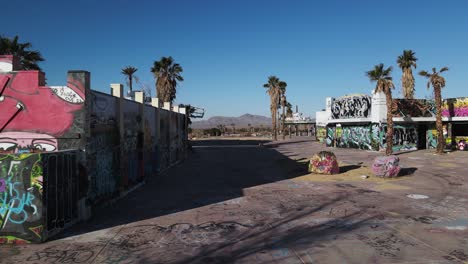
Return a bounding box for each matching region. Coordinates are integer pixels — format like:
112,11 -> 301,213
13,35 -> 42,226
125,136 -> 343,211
0,176 -> 38,225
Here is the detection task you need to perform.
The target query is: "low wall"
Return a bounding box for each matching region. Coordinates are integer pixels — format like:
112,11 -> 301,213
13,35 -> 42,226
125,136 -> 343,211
0,56 -> 189,242
325,124 -> 417,152
0,151 -> 82,244
87,89 -> 188,204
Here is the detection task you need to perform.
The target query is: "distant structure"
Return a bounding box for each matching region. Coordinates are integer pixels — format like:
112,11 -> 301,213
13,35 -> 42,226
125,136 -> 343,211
316,91 -> 468,152
284,106 -> 315,137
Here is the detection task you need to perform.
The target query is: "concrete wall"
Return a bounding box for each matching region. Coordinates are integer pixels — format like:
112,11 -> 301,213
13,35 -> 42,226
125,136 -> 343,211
0,55 -> 189,243
0,151 -> 81,244
443,97 -> 468,117
0,61 -> 89,153
317,90 -> 468,152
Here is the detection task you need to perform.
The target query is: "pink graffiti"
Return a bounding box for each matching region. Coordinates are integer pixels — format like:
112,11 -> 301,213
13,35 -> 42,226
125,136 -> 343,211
0,56 -> 85,153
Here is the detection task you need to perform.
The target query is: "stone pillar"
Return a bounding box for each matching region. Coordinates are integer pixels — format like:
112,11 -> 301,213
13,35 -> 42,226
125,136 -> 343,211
134,91 -> 144,104
110,83 -> 125,191
0,55 -> 21,72
151,98 -> 161,172
134,92 -> 145,179
66,70 -> 91,222
371,90 -> 387,123
151,98 -> 160,108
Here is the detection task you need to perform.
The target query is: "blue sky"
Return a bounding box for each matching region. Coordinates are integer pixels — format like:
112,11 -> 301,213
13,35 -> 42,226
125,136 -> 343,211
2,0 -> 467,119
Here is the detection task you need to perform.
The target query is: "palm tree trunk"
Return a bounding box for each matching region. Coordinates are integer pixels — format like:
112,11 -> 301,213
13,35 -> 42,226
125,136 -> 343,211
402,68 -> 414,99
282,103 -> 286,140
129,76 -> 133,92
434,86 -> 444,154
272,107 -> 277,141
385,91 -> 394,155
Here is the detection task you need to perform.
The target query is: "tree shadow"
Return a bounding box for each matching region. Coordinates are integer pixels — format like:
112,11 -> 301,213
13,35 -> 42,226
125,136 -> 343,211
399,167 -> 418,177
339,164 -> 361,173
131,193 -> 377,264
54,139 -> 310,240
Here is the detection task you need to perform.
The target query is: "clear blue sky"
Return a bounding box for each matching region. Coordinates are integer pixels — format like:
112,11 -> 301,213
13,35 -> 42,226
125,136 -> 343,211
2,0 -> 467,119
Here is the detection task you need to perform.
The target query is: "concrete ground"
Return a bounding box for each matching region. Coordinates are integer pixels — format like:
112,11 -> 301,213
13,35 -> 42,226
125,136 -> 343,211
1,137 -> 467,264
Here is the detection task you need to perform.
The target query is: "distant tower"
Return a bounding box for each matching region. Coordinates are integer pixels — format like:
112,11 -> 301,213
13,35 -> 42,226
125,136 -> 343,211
296,105 -> 298,113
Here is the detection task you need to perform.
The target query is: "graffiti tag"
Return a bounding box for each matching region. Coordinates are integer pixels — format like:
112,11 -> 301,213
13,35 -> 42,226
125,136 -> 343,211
26,248 -> 95,263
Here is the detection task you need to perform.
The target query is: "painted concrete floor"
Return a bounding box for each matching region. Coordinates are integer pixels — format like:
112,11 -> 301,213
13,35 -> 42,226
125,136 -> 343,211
1,137 -> 468,264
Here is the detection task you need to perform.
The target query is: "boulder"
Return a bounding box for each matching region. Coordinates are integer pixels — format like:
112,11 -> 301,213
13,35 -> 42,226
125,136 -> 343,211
309,151 -> 340,175
372,155 -> 401,178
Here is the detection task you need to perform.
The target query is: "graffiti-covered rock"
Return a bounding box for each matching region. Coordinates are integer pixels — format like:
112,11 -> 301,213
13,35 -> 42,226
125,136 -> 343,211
372,156 -> 401,178
308,151 -> 339,175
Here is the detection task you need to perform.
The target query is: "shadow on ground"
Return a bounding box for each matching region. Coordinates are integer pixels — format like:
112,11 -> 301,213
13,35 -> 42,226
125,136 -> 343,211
399,167 -> 418,177
57,139 -> 309,239
133,193 -> 377,264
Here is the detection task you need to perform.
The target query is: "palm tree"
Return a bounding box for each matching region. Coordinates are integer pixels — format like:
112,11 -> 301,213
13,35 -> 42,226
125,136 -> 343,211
262,76 -> 285,141
285,101 -> 293,117
397,50 -> 418,99
230,123 -> 236,134
0,35 -> 44,70
419,67 -> 449,154
151,56 -> 184,104
279,82 -> 287,140
121,66 -> 138,93
366,64 -> 395,155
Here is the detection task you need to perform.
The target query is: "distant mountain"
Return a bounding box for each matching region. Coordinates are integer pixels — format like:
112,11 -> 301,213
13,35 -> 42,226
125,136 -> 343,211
191,114 -> 272,129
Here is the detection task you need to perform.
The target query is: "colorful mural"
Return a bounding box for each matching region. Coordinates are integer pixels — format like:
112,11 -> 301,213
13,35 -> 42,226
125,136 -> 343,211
392,99 -> 436,117
326,126 -> 335,147
331,95 -> 371,119
88,92 -> 119,201
443,97 -> 468,117
308,151 -> 339,175
0,154 -> 43,244
380,124 -> 418,151
336,125 -> 373,150
0,70 -> 87,154
316,127 -> 326,143
1,55 -> 189,243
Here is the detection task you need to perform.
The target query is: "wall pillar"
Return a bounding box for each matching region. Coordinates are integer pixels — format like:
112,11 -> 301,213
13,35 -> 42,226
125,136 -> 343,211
134,92 -> 145,180
110,83 -> 125,191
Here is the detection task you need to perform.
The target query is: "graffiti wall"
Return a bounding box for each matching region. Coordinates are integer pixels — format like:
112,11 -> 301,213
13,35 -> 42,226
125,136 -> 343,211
381,124 -> 418,151
336,125 -> 374,150
88,91 -> 119,201
316,127 -> 326,143
443,97 -> 468,117
330,124 -> 417,152
122,100 -> 143,186
143,105 -> 157,177
1,55 -> 189,242
159,109 -> 170,171
0,69 -> 88,154
0,154 -> 43,244
426,128 -> 438,149
325,126 -> 335,147
426,123 -> 468,150
331,95 -> 371,119
392,99 -> 436,117
0,151 -> 80,244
